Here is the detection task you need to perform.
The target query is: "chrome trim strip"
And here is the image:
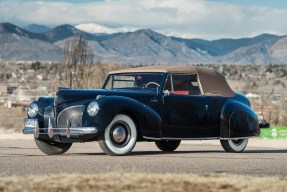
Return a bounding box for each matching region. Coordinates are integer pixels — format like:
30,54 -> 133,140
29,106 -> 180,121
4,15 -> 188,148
162,137 -> 219,140
143,136 -> 161,140
219,136 -> 257,140
143,136 -> 220,140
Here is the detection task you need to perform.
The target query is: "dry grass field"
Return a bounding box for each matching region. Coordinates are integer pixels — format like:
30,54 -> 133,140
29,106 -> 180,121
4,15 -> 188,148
0,172 -> 286,192
0,107 -> 26,133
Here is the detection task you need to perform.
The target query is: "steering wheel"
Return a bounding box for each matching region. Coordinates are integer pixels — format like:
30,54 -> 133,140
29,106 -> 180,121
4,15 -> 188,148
144,82 -> 160,88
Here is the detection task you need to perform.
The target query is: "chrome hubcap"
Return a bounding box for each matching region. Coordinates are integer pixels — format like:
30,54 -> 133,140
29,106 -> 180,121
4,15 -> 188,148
112,126 -> 126,143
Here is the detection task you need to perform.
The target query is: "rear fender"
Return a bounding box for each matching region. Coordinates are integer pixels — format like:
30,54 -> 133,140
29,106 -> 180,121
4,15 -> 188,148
220,100 -> 259,139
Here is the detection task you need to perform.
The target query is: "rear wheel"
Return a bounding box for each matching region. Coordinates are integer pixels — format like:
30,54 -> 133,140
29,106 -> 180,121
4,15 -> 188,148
220,139 -> 248,153
34,138 -> 72,155
155,140 -> 181,151
99,114 -> 137,156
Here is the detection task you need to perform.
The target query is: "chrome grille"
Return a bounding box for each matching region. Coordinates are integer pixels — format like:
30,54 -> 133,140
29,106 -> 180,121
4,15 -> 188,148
57,105 -> 85,128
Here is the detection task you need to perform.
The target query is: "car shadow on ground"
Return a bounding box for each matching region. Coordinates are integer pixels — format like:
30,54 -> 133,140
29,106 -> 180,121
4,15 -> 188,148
0,147 -> 37,150
66,150 -> 224,156
245,149 -> 287,153
129,150 -> 225,156
129,149 -> 287,156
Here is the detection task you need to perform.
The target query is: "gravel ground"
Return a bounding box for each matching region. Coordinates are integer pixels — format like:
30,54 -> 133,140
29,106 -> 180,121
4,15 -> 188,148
0,172 -> 287,192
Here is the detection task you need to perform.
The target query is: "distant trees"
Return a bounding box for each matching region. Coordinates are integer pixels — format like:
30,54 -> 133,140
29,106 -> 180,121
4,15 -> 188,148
60,34 -> 94,88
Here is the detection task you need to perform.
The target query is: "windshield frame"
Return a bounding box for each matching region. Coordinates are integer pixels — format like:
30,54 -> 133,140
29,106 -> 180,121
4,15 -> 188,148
102,72 -> 167,93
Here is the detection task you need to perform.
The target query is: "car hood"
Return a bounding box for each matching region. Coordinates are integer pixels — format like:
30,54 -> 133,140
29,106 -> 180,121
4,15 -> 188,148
55,89 -> 109,106
55,89 -> 156,106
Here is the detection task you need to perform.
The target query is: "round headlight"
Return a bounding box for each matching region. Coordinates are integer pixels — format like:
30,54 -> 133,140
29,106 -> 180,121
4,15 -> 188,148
87,101 -> 100,116
27,103 -> 38,118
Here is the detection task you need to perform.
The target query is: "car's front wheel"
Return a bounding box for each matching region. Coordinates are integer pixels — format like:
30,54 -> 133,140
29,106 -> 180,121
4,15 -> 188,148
155,140 -> 181,151
99,114 -> 137,156
220,139 -> 248,153
34,138 -> 72,155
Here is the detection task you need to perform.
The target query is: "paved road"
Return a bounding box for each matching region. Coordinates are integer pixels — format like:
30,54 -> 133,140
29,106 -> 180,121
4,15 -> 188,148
1,138 -> 287,177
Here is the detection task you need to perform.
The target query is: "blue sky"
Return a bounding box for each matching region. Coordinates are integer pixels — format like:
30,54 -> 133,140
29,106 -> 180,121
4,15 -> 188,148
0,0 -> 287,39
208,0 -> 287,9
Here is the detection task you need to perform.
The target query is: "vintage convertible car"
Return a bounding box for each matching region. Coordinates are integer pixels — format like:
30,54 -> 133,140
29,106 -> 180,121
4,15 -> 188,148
23,65 -> 269,155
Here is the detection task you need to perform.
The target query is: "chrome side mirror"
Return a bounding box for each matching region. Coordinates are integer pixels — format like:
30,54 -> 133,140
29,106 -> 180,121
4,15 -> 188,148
162,90 -> 170,104
163,90 -> 170,95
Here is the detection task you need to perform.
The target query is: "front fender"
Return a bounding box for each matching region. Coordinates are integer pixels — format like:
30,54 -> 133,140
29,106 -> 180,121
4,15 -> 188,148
90,96 -> 162,138
220,100 -> 259,139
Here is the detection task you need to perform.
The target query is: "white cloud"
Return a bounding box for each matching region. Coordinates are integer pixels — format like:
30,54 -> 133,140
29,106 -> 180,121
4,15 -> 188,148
0,0 -> 287,39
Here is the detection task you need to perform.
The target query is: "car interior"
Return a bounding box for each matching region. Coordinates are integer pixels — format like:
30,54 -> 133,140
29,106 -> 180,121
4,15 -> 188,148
164,74 -> 202,96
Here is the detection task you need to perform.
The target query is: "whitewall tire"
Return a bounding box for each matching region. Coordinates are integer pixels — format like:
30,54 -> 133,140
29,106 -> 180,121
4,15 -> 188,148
99,114 -> 137,156
220,139 -> 248,153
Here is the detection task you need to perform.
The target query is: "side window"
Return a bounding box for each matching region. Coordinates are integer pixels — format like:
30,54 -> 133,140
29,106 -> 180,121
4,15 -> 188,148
164,74 -> 201,96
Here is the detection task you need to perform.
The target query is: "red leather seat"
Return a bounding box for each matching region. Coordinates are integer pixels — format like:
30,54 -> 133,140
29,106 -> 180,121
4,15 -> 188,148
173,90 -> 189,95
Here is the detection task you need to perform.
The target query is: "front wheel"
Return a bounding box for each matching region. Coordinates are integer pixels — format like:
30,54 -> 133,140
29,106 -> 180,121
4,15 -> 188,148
220,139 -> 248,153
34,138 -> 72,155
98,114 -> 137,156
155,140 -> 181,151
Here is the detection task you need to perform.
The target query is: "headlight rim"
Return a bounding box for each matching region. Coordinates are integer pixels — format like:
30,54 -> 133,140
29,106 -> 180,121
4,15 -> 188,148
27,102 -> 38,118
87,101 -> 100,116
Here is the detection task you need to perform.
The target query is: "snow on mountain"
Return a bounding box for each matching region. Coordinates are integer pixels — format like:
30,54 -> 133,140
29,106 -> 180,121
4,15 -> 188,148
75,23 -> 208,39
75,23 -> 139,34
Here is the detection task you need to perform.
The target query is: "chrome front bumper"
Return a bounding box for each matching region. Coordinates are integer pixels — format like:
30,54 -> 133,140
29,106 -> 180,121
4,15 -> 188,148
23,118 -> 97,139
23,127 -> 98,138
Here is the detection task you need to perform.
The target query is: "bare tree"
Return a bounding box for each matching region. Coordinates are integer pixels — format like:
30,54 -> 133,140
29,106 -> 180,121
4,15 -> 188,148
60,34 -> 94,89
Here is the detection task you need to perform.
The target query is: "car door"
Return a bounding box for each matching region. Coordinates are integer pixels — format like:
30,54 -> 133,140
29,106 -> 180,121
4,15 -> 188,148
162,73 -> 223,139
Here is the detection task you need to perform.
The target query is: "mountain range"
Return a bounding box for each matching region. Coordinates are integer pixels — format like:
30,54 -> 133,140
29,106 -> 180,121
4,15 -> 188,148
0,22 -> 286,64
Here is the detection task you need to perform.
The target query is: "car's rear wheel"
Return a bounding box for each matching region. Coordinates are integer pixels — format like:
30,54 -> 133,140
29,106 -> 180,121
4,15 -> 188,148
34,138 -> 72,155
155,140 -> 181,151
220,139 -> 248,152
99,114 -> 137,156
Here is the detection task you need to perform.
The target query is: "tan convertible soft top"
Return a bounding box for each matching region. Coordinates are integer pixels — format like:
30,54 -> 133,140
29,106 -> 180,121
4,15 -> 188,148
109,65 -> 235,97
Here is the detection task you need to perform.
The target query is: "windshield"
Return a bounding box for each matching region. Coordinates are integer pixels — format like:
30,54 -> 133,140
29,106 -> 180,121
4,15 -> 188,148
103,73 -> 165,91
